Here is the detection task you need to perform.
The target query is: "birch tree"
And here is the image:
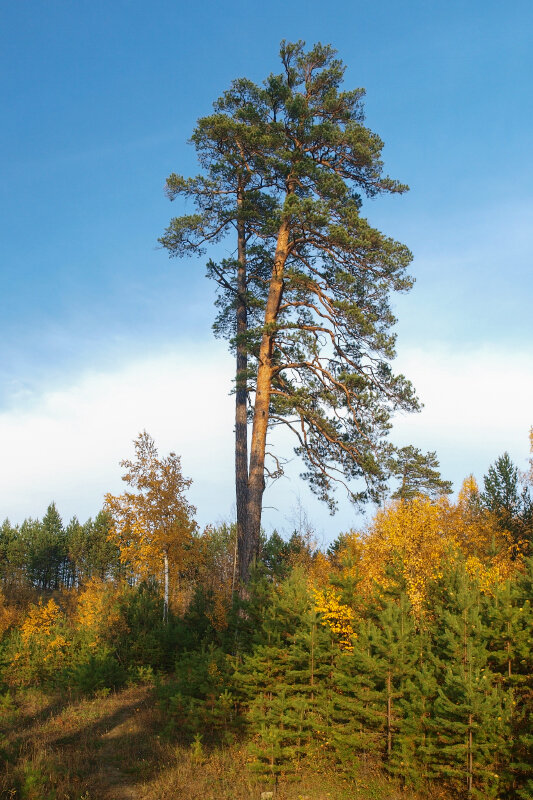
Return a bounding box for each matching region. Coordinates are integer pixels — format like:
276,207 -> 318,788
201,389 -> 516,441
104,432 -> 197,621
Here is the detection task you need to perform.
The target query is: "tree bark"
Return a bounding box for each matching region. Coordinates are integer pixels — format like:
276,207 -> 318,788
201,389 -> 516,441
467,713 -> 473,795
235,184 -> 250,585
242,218 -> 291,582
387,669 -> 392,757
163,547 -> 169,623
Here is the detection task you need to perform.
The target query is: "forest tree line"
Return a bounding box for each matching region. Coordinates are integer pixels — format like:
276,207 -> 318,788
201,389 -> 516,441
1,437 -> 532,799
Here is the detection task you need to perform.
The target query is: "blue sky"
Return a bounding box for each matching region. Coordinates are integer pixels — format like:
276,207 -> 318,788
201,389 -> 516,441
1,1 -> 532,541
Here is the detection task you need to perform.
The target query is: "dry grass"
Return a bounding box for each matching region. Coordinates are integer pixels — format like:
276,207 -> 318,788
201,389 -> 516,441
0,685 -> 160,799
142,746 -> 419,800
0,685 -> 435,800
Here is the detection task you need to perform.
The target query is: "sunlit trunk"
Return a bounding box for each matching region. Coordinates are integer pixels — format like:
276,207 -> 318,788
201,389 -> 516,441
242,219 -> 290,582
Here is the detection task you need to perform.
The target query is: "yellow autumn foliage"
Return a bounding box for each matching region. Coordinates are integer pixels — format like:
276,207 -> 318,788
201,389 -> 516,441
21,598 -> 61,643
75,577 -> 125,648
313,587 -> 355,650
76,579 -> 105,631
15,598 -> 70,673
307,551 -> 332,588
337,478 -> 519,615
104,433 -> 197,611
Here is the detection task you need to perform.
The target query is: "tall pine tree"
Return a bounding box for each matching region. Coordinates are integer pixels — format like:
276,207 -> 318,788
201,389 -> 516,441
161,40 -> 418,581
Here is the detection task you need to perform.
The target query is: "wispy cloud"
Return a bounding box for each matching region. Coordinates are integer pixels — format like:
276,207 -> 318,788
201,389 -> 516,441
0,343 -> 236,526
1,342 -> 531,539
393,344 -> 533,483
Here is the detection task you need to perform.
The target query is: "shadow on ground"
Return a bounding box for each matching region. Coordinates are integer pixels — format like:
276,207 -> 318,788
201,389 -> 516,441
0,685 -> 165,800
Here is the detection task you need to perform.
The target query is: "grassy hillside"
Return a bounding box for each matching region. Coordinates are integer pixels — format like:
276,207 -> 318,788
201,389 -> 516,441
1,466 -> 532,798
0,684 -> 430,800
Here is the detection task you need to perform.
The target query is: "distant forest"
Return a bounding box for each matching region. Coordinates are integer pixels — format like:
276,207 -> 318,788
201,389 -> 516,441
1,438 -> 532,799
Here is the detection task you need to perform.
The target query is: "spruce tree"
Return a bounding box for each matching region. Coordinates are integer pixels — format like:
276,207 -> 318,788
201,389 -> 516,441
482,452 -> 533,554
430,666 -> 509,799
282,600 -> 334,771
425,561 -> 511,798
389,445 -> 452,500
393,625 -> 437,790
483,577 -> 531,688
67,511 -> 120,584
0,519 -> 26,594
506,558 -> 533,799
330,618 -> 385,768
238,569 -> 332,780
25,503 -> 67,590
331,587 -> 418,775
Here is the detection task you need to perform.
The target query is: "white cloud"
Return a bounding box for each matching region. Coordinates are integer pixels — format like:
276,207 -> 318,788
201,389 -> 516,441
393,344 -> 533,485
0,343 -> 236,526
1,341 -> 531,540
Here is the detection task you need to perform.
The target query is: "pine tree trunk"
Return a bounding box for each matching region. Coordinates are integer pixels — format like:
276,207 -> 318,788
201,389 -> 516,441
235,187 -> 250,584
467,713 -> 473,795
387,669 -> 392,756
231,530 -> 238,595
507,623 -> 512,677
463,609 -> 468,669
163,547 -> 169,623
241,218 -> 290,582
311,619 -> 315,699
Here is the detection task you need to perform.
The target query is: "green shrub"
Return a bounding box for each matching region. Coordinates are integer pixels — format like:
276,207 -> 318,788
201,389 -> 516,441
71,651 -> 127,694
